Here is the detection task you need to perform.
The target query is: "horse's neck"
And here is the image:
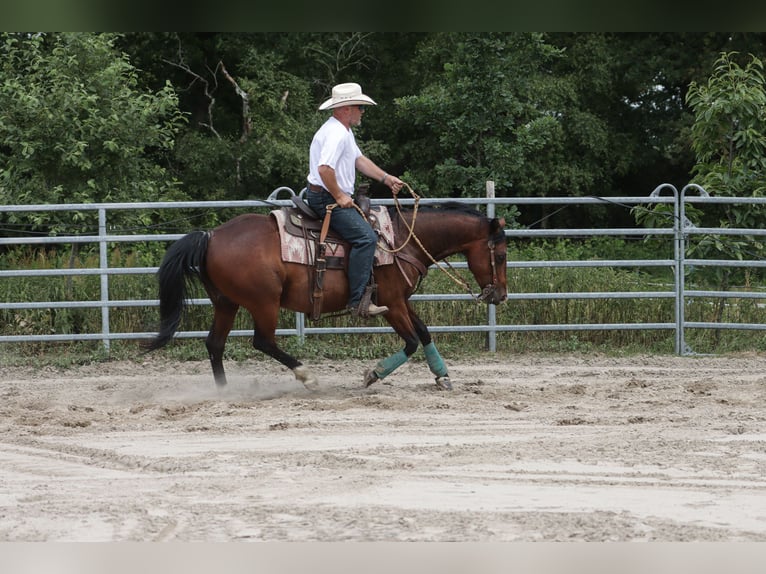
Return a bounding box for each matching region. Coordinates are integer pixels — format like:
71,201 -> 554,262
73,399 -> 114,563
406,213 -> 472,260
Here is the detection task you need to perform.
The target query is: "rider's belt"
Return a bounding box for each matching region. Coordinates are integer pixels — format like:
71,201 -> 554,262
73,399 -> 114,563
307,183 -> 327,193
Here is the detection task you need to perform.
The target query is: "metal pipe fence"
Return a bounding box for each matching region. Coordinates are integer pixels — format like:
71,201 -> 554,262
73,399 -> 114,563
1,182 -> 764,355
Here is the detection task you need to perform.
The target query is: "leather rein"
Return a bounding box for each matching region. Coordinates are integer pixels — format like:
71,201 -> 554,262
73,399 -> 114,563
317,183 -> 503,302
389,184 -> 504,303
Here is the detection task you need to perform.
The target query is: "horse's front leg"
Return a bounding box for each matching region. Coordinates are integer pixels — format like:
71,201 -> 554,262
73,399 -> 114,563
363,343 -> 416,387
412,313 -> 451,390
363,303 -> 419,387
364,304 -> 451,390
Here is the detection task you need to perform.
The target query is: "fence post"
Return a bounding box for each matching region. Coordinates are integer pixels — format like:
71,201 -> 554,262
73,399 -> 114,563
296,312 -> 306,344
679,184 -> 709,355
99,208 -> 110,352
649,184 -> 681,354
486,181 -> 497,352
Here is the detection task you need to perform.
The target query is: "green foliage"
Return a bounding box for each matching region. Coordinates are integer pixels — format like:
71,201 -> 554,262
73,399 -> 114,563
687,52 -> 766,192
395,33 -> 566,197
635,51 -> 766,296
0,32 -> 187,234
684,52 -> 766,289
168,46 -> 318,200
7,32 -> 766,214
106,32 -> 766,220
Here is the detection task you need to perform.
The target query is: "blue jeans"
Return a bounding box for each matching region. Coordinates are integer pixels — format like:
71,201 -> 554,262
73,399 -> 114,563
306,189 -> 377,307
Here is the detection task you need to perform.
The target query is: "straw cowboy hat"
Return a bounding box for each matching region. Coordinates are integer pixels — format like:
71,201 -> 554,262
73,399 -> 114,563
318,82 -> 377,111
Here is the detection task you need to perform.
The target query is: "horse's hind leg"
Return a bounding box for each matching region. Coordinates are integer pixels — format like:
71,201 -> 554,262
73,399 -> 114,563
206,298 -> 239,387
248,308 -> 318,391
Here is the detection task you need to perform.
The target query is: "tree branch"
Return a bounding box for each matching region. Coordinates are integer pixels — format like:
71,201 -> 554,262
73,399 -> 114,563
219,61 -> 251,143
162,54 -> 221,139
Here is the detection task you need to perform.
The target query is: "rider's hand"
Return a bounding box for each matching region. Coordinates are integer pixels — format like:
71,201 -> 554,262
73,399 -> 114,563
337,193 -> 355,208
387,175 -> 404,195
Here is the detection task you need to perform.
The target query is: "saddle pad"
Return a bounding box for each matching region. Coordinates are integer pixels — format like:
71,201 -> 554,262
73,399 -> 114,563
271,206 -> 396,267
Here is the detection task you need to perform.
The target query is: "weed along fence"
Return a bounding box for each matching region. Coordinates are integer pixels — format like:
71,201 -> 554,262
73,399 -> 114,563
1,183 -> 766,355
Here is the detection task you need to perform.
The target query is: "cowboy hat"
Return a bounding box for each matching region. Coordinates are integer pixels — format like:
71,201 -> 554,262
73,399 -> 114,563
318,82 -> 377,111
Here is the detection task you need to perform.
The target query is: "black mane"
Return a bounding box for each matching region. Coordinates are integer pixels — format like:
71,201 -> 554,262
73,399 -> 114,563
387,201 -> 486,219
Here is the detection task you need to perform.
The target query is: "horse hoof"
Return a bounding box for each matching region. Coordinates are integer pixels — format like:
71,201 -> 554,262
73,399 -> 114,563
294,365 -> 319,391
363,369 -> 379,387
435,376 -> 452,391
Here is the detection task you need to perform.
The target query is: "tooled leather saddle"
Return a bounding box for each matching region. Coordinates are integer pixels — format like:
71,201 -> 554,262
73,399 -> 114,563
271,191 -> 395,320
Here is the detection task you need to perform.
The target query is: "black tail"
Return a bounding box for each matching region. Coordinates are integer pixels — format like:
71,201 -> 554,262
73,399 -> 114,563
142,231 -> 210,352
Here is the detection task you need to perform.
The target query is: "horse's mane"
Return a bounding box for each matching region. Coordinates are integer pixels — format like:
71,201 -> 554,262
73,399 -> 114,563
386,201 -> 505,244
386,201 -> 486,219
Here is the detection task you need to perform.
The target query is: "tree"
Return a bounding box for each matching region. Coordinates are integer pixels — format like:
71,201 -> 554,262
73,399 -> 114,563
637,50 -> 766,234
393,33 -> 565,198
131,33 -> 363,200
637,51 -> 766,342
685,52 -> 766,308
686,51 -> 766,201
0,33 -> 186,235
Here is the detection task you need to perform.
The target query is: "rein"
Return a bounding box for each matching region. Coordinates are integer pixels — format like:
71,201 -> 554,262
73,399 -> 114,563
382,184 -> 473,295
318,183 -> 501,303
389,184 -> 500,302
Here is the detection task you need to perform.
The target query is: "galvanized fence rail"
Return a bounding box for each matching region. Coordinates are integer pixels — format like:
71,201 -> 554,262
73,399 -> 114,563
1,183 -> 765,355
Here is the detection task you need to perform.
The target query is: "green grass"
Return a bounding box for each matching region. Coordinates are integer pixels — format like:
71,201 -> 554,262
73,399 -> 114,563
2,238 -> 766,366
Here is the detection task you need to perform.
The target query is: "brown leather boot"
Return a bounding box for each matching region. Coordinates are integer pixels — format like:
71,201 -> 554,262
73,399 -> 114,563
365,302 -> 389,316
349,284 -> 387,318
348,302 -> 389,318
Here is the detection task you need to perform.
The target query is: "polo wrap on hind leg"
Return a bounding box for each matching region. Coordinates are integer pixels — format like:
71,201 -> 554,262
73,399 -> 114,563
373,349 -> 409,379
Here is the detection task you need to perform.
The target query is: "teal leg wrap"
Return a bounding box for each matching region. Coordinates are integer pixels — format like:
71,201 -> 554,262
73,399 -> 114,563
424,342 -> 448,378
373,350 -> 409,379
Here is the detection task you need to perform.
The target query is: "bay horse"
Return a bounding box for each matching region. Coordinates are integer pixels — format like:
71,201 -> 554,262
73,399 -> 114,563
143,200 -> 507,390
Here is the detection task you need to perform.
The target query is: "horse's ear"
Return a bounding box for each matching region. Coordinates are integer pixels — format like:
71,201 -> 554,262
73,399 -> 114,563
491,217 -> 508,244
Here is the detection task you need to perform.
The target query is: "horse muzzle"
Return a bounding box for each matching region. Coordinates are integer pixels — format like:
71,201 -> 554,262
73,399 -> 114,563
478,284 -> 506,305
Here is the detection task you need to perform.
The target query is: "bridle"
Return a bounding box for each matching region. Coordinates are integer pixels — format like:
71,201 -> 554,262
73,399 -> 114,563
477,231 -> 506,303
389,188 -> 505,303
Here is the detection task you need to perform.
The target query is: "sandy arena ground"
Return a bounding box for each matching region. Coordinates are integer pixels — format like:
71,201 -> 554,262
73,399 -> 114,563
1,352 -> 766,542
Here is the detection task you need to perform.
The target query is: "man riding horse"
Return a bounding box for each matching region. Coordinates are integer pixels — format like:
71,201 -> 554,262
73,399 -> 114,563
305,82 -> 405,318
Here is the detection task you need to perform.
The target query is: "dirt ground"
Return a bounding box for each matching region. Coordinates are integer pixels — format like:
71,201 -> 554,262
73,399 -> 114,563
1,351 -> 766,542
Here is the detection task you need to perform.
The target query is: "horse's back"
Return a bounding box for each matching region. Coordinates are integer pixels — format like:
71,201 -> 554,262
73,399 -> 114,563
211,213 -> 278,248
214,212 -> 274,233
204,213 -> 283,291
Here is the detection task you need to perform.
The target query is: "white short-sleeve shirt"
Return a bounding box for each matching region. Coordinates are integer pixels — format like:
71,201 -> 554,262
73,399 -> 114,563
307,116 -> 362,195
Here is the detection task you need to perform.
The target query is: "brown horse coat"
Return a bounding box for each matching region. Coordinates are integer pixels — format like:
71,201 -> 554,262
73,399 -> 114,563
145,203 -> 507,390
